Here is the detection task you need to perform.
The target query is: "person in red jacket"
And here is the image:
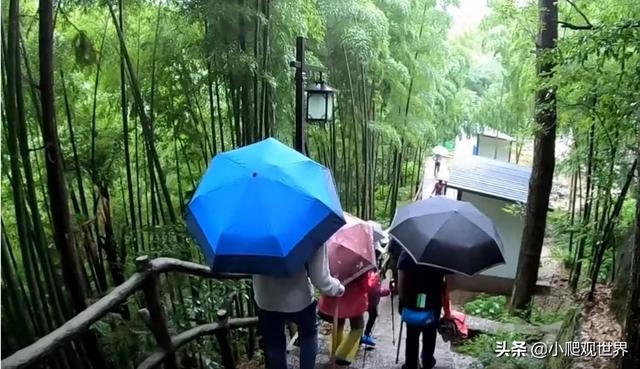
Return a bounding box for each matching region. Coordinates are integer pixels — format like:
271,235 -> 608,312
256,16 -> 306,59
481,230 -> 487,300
318,270 -> 377,365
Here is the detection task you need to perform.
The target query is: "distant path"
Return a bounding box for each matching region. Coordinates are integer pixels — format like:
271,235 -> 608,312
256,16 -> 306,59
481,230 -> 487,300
421,156 -> 456,200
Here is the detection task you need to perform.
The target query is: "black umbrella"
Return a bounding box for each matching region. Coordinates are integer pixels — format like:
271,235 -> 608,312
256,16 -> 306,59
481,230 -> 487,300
388,197 -> 505,276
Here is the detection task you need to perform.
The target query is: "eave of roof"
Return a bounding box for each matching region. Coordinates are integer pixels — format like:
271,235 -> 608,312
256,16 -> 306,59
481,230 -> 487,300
447,156 -> 531,204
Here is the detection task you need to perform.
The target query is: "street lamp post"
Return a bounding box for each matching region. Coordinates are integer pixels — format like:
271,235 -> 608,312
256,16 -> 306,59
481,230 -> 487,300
294,37 -> 306,153
290,36 -> 336,155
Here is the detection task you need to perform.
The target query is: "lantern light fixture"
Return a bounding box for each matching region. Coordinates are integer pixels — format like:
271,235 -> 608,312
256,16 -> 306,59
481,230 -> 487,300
305,74 -> 335,124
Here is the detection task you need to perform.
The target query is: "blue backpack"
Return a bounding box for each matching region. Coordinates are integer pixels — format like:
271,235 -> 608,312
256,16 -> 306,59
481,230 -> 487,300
401,308 -> 437,327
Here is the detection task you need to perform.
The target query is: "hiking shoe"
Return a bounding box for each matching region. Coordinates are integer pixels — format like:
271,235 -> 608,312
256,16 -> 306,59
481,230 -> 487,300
422,357 -> 436,369
361,335 -> 376,346
335,358 -> 351,366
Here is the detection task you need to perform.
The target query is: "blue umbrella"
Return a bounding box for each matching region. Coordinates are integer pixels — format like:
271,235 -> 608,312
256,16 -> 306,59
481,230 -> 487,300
185,137 -> 346,277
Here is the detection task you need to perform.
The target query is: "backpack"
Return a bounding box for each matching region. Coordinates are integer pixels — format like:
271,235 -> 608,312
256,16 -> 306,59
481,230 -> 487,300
401,308 -> 437,327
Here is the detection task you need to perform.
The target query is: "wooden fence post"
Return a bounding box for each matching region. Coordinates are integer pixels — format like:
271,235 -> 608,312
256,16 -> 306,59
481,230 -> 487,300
214,309 -> 236,369
136,256 -> 178,369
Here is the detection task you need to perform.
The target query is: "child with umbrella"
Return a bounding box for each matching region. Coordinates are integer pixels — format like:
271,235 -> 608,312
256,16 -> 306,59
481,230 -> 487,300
318,213 -> 378,366
318,270 -> 375,365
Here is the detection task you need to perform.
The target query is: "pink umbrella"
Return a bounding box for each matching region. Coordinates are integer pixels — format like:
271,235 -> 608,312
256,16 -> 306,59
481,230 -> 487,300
326,212 -> 376,285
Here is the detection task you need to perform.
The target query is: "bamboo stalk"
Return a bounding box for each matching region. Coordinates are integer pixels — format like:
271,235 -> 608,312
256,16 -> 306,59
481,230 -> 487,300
107,2 -> 177,223
119,0 -> 139,254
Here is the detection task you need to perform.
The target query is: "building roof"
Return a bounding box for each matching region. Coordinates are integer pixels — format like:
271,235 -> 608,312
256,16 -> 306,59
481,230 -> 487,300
479,127 -> 515,142
447,156 -> 531,203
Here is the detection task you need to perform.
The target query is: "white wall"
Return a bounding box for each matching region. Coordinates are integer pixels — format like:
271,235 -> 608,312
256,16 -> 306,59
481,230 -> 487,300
477,136 -> 512,162
454,132 -> 475,159
459,192 -> 524,279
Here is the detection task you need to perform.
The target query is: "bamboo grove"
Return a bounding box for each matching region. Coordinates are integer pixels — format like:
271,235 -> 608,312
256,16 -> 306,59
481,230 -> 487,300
2,0 -> 473,367
3,0 -> 639,368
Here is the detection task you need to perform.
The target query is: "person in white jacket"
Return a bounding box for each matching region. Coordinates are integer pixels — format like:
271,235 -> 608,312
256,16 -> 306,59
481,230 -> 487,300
253,243 -> 344,369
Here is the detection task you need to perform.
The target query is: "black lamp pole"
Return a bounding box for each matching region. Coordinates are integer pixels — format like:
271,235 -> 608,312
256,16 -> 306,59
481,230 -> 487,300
294,36 -> 306,154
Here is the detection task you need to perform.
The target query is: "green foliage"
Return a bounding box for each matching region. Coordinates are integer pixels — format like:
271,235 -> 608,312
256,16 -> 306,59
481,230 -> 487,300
3,1 -> 475,364
464,294 -> 567,326
457,331 -> 544,369
72,31 -> 97,66
94,316 -> 153,367
545,307 -> 581,369
548,198 -> 638,283
464,294 -> 510,321
8,0 -> 637,366
503,202 -> 526,218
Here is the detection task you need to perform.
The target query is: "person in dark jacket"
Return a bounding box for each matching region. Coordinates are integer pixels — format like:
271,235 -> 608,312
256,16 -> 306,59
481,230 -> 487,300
434,154 -> 442,177
397,250 -> 448,369
431,180 -> 445,196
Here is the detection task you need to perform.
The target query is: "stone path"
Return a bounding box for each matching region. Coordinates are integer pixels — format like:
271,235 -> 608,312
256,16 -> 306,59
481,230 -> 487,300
287,291 -> 461,369
421,157 -> 456,201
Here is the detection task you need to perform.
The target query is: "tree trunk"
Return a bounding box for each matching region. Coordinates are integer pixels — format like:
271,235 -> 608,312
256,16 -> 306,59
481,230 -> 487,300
61,70 -> 90,219
39,0 -> 108,367
571,123 -> 596,291
509,0 -> 557,313
119,0 -> 138,253
620,119 -> 640,369
206,44 -> 219,154
588,160 -> 637,300
568,164 -> 578,253
1,221 -> 35,347
97,181 -> 130,319
90,25 -> 108,190
5,0 -> 51,337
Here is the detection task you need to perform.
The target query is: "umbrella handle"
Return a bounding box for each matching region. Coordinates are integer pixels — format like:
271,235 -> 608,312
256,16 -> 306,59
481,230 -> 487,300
331,304 -> 339,369
390,292 -> 395,345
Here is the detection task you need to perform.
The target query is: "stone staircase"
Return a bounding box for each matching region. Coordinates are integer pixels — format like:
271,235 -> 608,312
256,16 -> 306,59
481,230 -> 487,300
287,295 -> 477,369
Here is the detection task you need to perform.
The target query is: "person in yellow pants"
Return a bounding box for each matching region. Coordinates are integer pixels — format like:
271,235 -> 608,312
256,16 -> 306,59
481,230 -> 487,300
330,317 -> 365,364
319,271 -> 376,366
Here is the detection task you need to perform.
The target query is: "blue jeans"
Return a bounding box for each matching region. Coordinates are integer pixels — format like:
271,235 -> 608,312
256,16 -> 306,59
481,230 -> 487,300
258,301 -> 318,369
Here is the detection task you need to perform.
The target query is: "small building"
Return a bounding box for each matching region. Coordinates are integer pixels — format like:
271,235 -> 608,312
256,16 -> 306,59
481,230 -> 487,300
445,155 -> 539,295
473,128 -> 515,163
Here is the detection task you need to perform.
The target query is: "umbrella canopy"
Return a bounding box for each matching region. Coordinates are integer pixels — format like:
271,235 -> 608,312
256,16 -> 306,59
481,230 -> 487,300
389,197 -> 505,276
366,220 -> 387,243
327,213 -> 376,285
433,145 -> 450,157
186,137 -> 346,277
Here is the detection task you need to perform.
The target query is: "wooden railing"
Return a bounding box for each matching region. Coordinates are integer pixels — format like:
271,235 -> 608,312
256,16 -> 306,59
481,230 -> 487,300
1,256 -> 259,369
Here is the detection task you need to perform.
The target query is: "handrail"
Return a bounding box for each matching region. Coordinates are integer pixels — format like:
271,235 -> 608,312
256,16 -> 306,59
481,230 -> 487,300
148,257 -> 251,280
1,256 -> 253,369
1,271 -> 152,369
137,316 -> 259,369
